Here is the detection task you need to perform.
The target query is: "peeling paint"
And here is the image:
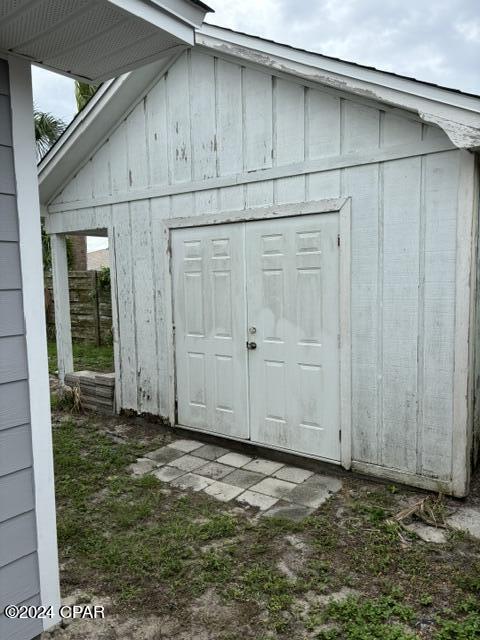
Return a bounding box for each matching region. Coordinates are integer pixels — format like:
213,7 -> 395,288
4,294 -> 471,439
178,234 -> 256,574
199,38 -> 480,152
419,111 -> 480,149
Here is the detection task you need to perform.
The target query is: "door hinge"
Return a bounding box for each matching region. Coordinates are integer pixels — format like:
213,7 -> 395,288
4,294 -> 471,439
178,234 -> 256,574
339,430 -> 342,442
337,234 -> 340,247
337,334 -> 341,349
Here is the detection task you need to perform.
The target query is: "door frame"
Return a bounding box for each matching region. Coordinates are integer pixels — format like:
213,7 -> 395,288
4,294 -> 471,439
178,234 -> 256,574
163,197 -> 352,469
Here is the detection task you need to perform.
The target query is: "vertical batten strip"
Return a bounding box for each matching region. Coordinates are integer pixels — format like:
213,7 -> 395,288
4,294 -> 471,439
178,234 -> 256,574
165,67 -> 173,186
416,155 -> 427,475
129,202 -> 140,411
241,65 -> 246,173
213,56 -> 220,179
150,198 -> 161,413
377,161 -> 384,465
144,93 -> 152,191
272,75 -> 277,203
304,87 -> 310,200
451,150 -> 477,496
108,219 -> 122,412
471,158 -> 480,470
377,112 -> 384,466
187,50 -> 195,184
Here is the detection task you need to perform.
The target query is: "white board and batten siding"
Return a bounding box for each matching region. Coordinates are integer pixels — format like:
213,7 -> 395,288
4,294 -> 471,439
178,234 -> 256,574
45,48 -> 477,495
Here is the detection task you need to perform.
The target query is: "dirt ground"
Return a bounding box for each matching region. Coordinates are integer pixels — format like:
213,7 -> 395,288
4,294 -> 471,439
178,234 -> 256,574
41,403 -> 480,640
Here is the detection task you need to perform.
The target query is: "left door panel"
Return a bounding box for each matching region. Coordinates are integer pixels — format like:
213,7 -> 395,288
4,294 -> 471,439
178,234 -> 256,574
172,223 -> 249,438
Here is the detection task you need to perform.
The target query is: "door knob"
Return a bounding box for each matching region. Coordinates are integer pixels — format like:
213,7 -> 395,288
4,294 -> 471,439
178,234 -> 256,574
246,341 -> 257,350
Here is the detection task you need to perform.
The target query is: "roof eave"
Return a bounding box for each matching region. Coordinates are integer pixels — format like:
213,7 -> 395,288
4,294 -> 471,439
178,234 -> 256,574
39,24 -> 480,205
1,0 -> 212,83
196,24 -> 480,150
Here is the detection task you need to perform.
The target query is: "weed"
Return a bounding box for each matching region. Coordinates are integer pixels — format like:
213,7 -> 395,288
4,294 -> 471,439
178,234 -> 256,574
316,594 -> 417,640
258,516 -> 307,535
200,551 -> 234,584
455,564 -> 480,595
198,515 -> 238,540
434,612 -> 480,639
50,386 -> 78,412
226,565 -> 296,630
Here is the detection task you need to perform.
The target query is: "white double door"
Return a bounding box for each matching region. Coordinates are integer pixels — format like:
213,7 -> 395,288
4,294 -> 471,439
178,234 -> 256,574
172,213 -> 341,461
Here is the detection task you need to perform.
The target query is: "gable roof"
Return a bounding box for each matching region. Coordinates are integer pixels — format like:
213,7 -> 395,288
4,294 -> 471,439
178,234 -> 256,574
39,23 -> 480,204
201,24 -> 480,102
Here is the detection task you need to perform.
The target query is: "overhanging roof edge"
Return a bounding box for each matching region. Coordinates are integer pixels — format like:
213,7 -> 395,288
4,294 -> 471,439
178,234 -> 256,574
39,23 -> 480,204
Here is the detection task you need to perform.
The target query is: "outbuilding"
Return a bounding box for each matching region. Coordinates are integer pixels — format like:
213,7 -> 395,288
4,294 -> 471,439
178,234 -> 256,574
39,25 -> 480,498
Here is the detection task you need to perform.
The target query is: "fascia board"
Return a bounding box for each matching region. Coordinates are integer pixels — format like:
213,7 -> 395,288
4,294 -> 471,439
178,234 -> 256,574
197,25 -> 480,148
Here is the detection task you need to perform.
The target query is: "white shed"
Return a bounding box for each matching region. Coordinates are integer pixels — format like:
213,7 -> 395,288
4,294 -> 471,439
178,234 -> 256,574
40,25 -> 480,497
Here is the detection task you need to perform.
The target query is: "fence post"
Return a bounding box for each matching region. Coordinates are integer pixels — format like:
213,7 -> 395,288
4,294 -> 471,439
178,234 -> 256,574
94,270 -> 101,347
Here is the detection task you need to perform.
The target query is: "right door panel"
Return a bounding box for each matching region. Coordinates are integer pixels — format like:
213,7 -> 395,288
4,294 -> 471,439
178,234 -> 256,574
246,213 -> 341,461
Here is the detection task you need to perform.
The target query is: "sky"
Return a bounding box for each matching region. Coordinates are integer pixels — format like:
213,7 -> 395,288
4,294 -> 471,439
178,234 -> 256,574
32,0 -> 480,250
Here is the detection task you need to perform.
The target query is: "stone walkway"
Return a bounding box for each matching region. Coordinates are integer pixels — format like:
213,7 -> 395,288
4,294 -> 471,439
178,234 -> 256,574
129,438 -> 342,519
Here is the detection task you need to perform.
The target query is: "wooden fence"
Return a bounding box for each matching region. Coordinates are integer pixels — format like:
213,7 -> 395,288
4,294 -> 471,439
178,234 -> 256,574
45,270 -> 112,345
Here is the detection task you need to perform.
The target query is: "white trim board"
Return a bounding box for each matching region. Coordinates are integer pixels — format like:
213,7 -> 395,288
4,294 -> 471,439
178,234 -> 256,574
9,56 -> 61,630
196,25 -> 480,149
451,150 -> 478,497
45,138 -> 454,219
351,461 -> 453,495
163,197 -> 353,470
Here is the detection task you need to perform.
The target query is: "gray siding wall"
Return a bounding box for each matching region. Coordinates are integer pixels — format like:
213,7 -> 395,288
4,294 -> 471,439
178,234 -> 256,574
0,58 -> 42,640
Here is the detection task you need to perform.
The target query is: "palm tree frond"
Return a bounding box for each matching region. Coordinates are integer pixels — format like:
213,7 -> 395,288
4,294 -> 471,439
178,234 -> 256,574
74,81 -> 98,112
33,108 -> 66,160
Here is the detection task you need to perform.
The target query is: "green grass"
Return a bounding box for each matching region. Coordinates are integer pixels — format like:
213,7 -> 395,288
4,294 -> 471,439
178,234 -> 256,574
312,594 -> 417,640
52,413 -> 480,638
48,340 -> 114,374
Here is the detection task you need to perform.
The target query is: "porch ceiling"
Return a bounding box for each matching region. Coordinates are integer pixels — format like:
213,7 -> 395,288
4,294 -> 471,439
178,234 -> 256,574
0,0 -> 212,82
